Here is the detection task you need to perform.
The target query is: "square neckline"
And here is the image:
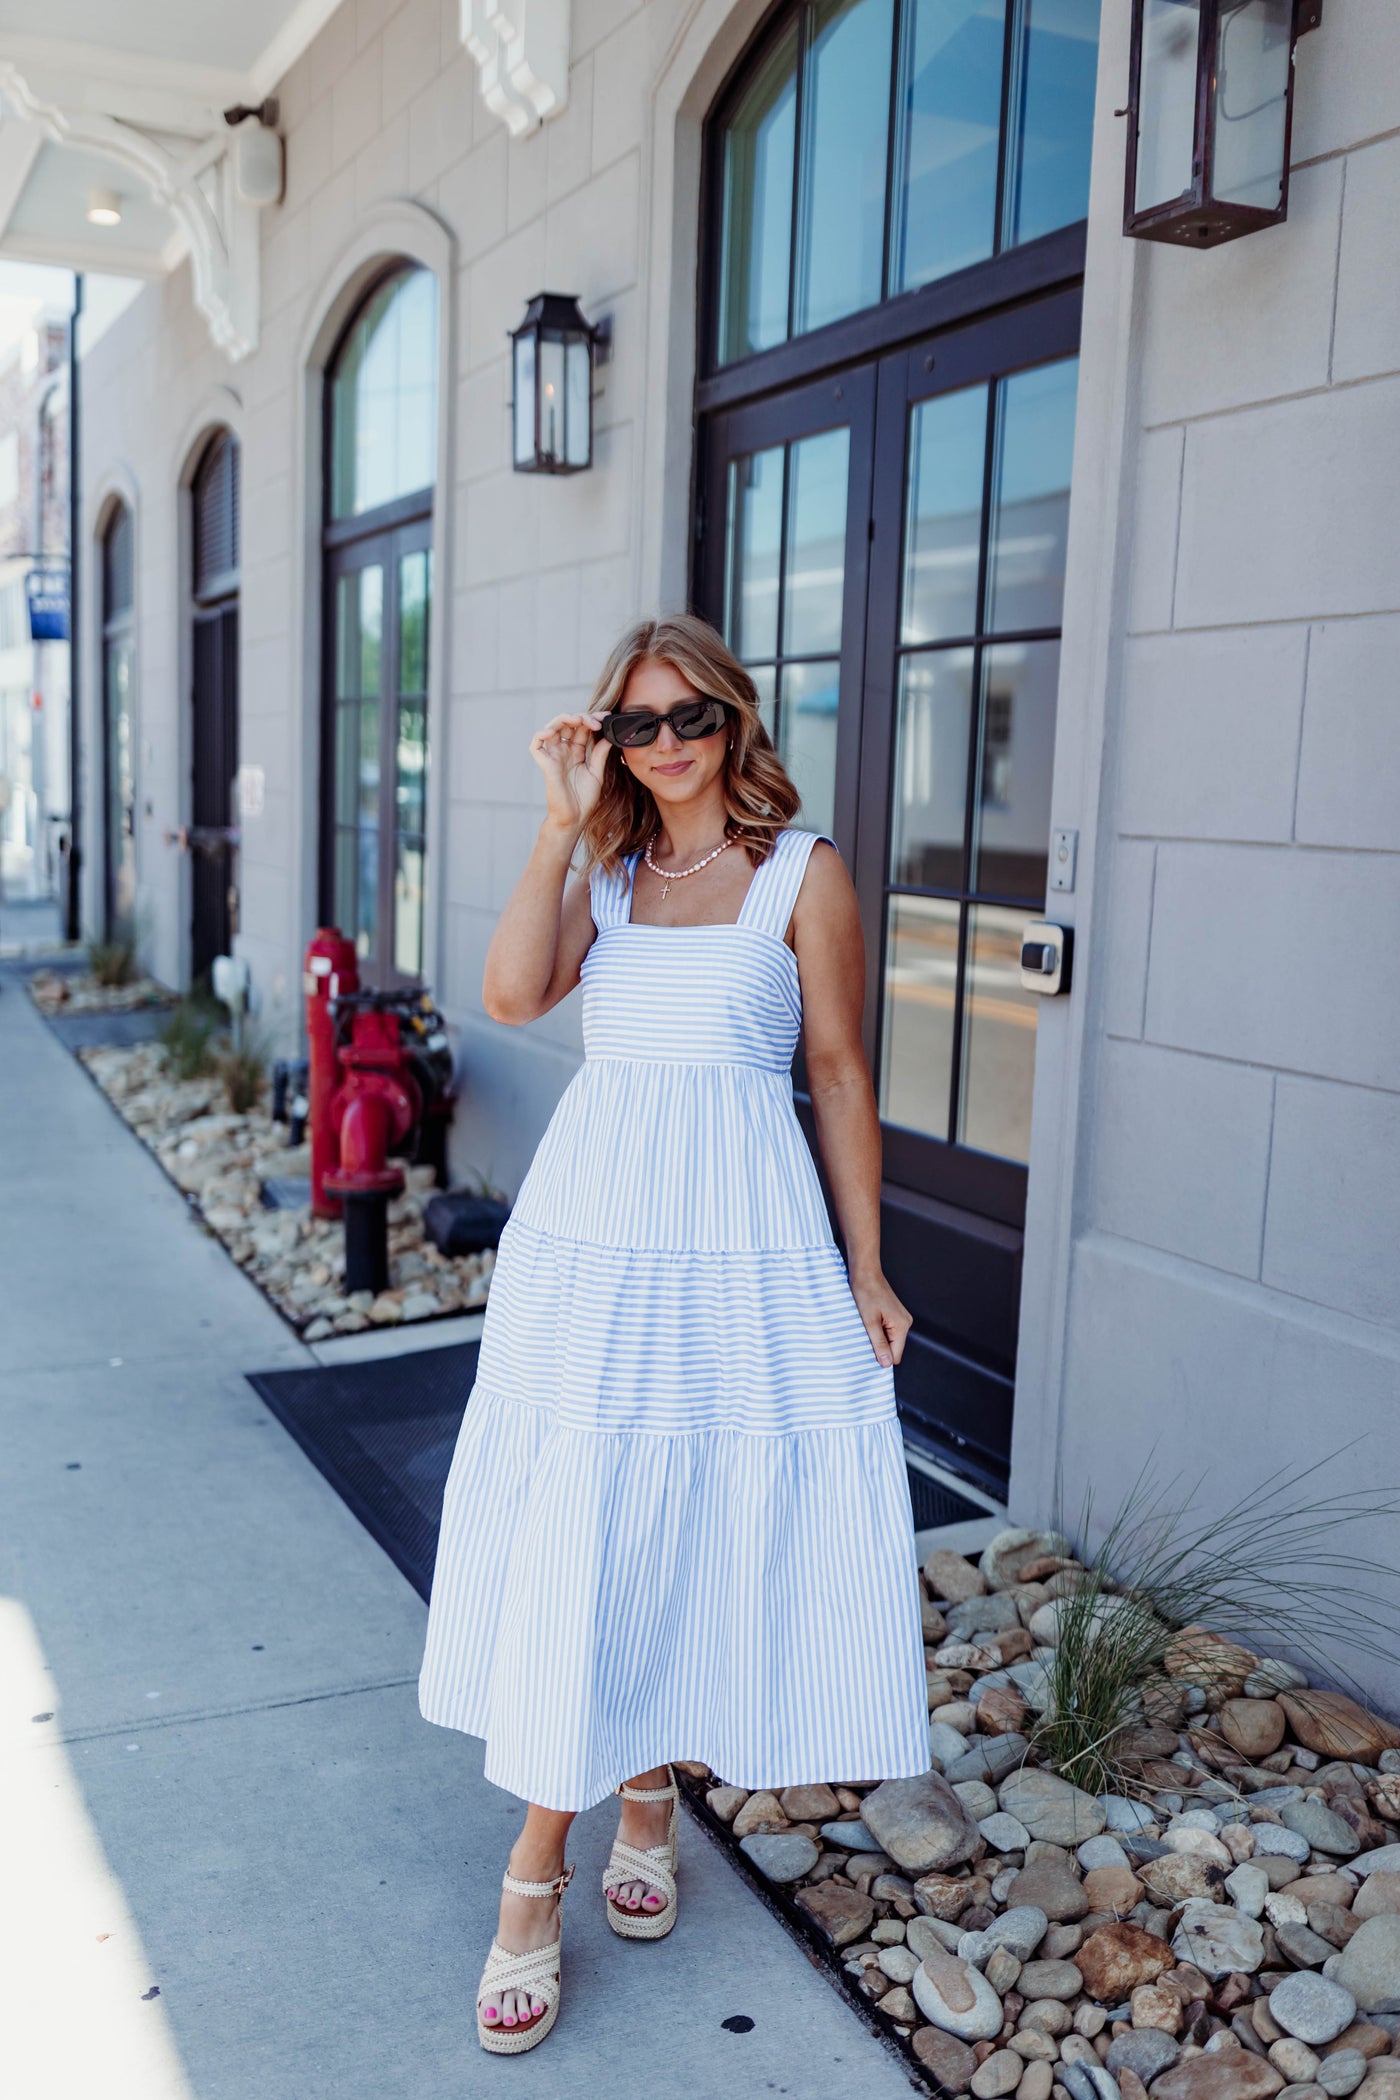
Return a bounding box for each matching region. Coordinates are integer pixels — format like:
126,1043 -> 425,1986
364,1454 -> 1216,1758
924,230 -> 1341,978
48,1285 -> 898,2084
621,833 -> 777,934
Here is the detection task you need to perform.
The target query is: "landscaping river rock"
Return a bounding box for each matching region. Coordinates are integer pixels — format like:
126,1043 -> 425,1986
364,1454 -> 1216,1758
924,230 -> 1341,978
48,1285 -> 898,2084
673,1524 -> 1400,2098
70,1040 -> 493,1334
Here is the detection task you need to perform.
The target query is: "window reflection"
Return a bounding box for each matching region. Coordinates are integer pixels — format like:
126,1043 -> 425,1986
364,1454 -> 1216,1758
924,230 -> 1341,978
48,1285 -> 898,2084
894,0 -> 1003,294
794,0 -> 895,335
784,427 -> 850,655
985,356 -> 1077,635
714,0 -> 1099,367
724,446 -> 784,662
902,384 -> 988,645
722,431 -> 851,839
958,903 -> 1039,1161
889,649 -> 975,889
330,267 -> 438,520
780,660 -> 841,838
879,894 -> 960,1139
1001,0 -> 1101,249
971,641 -> 1059,899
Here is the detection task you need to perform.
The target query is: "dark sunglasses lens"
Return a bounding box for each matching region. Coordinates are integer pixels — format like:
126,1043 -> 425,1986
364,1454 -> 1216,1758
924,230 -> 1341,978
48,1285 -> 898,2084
605,713 -> 658,748
674,699 -> 728,740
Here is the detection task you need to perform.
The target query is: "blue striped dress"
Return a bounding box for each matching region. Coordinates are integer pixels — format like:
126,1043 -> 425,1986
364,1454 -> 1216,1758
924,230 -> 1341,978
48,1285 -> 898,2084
418,826 -> 930,1810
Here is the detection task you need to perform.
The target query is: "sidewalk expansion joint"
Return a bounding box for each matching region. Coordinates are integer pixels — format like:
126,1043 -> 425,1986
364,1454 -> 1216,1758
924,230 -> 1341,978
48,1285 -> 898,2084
32,1673 -> 422,1748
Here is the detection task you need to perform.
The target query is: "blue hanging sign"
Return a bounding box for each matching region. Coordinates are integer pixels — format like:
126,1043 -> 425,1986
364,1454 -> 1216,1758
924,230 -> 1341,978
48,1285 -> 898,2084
27,567 -> 69,642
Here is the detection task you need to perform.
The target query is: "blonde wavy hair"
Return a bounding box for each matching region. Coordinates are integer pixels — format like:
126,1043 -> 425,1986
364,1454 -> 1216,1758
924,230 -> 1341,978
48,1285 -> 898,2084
578,614 -> 801,881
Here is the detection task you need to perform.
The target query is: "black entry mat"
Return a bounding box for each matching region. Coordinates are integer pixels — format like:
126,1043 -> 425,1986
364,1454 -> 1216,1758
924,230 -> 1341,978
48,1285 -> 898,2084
250,1330 -> 981,1605
246,1341 -> 479,1599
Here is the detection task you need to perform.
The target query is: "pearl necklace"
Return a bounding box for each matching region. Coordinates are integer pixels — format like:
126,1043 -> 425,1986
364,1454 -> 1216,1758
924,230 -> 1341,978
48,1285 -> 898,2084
644,828 -> 736,900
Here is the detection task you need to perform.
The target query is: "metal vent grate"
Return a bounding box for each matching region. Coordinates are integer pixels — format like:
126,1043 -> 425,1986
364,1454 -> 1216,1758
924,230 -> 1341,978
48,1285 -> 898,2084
904,1463 -> 986,1531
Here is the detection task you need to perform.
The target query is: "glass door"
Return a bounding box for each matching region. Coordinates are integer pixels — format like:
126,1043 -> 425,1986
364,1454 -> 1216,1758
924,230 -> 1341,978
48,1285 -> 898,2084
698,367 -> 876,849
324,519 -> 431,988
857,291 -> 1081,1225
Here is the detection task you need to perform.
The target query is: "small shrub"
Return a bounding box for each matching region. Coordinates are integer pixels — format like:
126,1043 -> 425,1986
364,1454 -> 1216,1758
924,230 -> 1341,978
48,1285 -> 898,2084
216,1033 -> 268,1114
87,938 -> 137,988
159,998 -> 223,1081
1035,1454 -> 1400,1798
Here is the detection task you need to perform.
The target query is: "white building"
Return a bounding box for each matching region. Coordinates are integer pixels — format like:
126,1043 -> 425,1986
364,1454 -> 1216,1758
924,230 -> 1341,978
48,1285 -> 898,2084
2,0 -> 1395,1687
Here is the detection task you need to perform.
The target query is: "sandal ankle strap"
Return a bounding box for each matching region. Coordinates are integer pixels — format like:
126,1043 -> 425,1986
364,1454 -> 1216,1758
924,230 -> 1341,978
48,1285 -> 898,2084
502,1860 -> 574,1900
616,1772 -> 677,1804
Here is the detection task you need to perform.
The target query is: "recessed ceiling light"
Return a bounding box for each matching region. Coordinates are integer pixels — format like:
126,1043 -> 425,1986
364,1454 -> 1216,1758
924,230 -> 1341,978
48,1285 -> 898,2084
87,187 -> 122,227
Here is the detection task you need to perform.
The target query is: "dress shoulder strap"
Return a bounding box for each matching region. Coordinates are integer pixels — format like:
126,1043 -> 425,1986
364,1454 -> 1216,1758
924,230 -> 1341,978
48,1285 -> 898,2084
738,827 -> 837,939
588,850 -> 639,932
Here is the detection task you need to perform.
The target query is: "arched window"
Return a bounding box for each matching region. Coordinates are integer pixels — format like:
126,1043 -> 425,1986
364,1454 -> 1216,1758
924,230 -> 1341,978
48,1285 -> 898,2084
696,0 -> 1098,1491
101,501 -> 136,937
189,431 -> 240,984
322,264 -> 437,986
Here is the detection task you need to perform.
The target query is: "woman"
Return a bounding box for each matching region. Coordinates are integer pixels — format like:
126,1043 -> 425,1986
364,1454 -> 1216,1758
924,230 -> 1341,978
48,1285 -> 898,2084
418,613 -> 929,2054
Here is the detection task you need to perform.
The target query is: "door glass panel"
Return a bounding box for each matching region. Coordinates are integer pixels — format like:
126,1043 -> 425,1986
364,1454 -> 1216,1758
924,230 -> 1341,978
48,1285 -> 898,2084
1001,0 -> 1101,250
395,840 -> 426,979
394,547 -> 430,979
893,0 -> 1003,294
718,21 -> 799,364
971,640 -> 1058,899
721,419 -> 853,839
985,356 -> 1077,635
958,902 -> 1038,1161
889,648 -> 975,889
794,0 -> 895,336
725,447 -> 784,662
879,895 -> 959,1138
105,636 -> 135,932
334,564 -> 384,963
902,383 -> 988,644
784,427 -> 851,655
1134,0 -> 1200,213
779,660 -> 841,837
877,352 -> 1077,1171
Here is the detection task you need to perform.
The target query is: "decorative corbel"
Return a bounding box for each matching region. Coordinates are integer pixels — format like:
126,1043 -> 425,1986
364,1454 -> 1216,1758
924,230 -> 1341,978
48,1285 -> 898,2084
0,59 -> 278,362
460,0 -> 571,139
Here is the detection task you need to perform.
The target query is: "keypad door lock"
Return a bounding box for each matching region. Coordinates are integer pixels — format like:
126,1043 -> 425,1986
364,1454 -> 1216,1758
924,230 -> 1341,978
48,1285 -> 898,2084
1020,920 -> 1072,996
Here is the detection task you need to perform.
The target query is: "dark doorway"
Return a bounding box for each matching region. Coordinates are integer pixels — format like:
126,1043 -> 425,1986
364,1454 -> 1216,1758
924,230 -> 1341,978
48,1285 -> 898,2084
190,431 -> 240,987
696,0 -> 1099,1495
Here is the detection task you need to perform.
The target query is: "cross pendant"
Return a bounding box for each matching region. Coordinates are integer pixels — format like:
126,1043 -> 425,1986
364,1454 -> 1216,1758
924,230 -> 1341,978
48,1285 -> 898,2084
661,878 -> 671,899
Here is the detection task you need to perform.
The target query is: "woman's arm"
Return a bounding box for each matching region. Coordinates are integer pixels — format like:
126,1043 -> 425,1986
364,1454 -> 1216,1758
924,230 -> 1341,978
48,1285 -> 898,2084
481,710 -> 609,1025
792,841 -> 913,1369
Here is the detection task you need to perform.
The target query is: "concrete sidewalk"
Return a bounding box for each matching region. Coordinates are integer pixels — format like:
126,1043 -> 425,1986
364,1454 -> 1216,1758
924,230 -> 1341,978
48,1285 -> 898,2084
0,969 -> 919,2100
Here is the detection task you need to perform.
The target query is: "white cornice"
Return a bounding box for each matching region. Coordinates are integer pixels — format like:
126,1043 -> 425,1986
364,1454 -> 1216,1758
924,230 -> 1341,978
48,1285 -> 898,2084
460,0 -> 571,138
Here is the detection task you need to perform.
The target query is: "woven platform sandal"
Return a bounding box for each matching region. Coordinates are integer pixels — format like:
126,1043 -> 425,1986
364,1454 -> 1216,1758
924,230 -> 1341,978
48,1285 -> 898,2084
602,1767 -> 679,1939
475,1859 -> 575,2054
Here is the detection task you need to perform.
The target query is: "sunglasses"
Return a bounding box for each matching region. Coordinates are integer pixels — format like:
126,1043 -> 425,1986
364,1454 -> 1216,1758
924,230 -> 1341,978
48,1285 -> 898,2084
597,696 -> 731,749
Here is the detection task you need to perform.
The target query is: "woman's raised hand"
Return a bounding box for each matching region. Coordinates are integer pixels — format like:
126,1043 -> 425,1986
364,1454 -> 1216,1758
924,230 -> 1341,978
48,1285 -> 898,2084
529,711 -> 611,830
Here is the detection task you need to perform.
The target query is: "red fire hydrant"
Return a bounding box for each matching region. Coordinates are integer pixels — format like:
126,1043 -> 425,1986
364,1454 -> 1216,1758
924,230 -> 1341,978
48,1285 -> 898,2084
304,928 -> 359,1219
323,1002 -> 425,1296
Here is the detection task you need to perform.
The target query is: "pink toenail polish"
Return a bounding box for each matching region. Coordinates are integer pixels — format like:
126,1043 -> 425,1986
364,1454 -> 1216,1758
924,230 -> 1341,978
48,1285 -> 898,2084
486,2007 -> 497,2018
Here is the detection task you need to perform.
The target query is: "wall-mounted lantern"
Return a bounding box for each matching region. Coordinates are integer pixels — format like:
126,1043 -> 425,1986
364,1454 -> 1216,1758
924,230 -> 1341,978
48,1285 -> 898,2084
1125,0 -> 1322,248
510,293 -> 607,474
